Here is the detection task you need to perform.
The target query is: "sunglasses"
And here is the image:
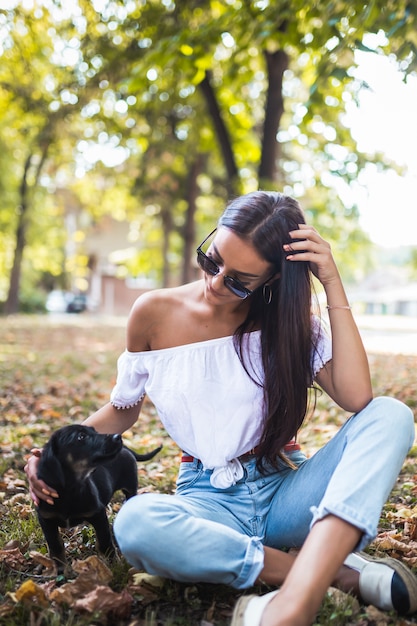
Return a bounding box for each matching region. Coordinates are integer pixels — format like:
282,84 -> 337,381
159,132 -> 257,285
196,229 -> 253,299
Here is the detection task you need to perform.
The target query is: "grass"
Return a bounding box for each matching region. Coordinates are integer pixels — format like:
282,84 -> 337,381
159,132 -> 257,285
1,314 -> 417,625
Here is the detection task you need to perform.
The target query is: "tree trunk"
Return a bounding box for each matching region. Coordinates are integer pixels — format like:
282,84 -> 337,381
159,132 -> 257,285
199,70 -> 239,194
258,49 -> 288,185
181,154 -> 205,285
4,138 -> 50,315
161,206 -> 173,288
3,154 -> 32,315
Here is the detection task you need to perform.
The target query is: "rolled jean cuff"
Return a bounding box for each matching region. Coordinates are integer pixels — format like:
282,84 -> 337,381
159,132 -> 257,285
309,504 -> 376,551
233,536 -> 265,590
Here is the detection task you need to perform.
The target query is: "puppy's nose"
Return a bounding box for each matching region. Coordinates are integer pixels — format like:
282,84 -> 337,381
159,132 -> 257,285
111,434 -> 122,443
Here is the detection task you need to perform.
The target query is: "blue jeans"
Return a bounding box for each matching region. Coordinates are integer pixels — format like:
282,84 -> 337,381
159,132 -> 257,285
114,397 -> 414,589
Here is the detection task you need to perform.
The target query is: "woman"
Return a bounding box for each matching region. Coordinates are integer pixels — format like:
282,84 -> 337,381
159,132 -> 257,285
26,191 -> 417,626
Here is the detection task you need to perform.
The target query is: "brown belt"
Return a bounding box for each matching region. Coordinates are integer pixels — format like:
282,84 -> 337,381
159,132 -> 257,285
181,440 -> 300,464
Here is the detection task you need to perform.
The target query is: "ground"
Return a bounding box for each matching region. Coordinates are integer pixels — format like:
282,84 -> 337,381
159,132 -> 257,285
0,314 -> 417,625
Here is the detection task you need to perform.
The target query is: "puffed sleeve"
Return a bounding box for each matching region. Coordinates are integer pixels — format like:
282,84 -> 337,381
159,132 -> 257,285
110,350 -> 148,409
311,316 -> 332,378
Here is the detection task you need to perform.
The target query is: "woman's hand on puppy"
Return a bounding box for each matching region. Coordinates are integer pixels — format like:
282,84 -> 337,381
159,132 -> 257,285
24,449 -> 58,506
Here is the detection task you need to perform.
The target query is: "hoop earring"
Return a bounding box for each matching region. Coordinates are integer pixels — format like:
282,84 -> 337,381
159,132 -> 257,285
263,284 -> 272,305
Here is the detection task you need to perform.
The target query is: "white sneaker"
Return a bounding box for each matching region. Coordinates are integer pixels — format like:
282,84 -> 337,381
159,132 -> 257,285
345,551 -> 417,614
231,590 -> 279,626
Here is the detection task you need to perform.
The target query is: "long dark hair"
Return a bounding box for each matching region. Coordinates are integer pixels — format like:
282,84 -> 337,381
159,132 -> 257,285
218,191 -> 315,469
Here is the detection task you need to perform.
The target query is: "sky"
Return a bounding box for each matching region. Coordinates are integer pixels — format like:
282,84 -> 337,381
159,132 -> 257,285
346,51 -> 417,248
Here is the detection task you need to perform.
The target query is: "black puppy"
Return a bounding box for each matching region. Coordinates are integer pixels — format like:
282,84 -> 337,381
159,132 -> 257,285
36,424 -> 162,575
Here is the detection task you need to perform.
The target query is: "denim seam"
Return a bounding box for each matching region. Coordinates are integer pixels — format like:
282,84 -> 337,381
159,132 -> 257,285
233,536 -> 264,589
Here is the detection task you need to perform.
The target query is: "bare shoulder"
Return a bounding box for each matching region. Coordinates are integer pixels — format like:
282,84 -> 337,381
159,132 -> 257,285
127,283 -> 200,351
130,283 -> 193,317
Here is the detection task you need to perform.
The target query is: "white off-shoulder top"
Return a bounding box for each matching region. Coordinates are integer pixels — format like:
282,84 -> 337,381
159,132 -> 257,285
110,323 -> 332,488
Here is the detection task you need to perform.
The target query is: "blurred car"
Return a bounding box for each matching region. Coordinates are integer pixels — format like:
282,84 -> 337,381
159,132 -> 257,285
46,290 -> 87,314
67,293 -> 87,313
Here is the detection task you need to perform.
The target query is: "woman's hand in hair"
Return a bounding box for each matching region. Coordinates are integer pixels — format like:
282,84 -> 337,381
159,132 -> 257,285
284,224 -> 340,287
288,225 -> 372,411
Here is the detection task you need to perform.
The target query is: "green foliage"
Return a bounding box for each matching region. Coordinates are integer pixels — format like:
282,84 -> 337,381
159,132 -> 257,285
14,289 -> 46,314
1,0 -> 417,306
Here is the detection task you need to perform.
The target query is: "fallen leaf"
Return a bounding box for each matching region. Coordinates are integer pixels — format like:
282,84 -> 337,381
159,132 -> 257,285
12,579 -> 48,607
127,571 -> 166,604
363,604 -> 391,625
387,507 -> 417,520
29,551 -> 56,575
326,586 -> 360,613
49,582 -> 76,605
0,599 -> 16,618
50,555 -> 113,605
72,555 -> 113,584
126,583 -> 160,606
0,546 -> 27,570
130,572 -> 165,589
74,585 -> 133,619
372,533 -> 412,553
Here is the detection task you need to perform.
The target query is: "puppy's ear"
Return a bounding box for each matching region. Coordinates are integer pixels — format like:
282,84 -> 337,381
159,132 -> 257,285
37,438 -> 66,490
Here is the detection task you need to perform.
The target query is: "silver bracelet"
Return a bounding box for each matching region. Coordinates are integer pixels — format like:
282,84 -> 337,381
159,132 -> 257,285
326,304 -> 352,310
